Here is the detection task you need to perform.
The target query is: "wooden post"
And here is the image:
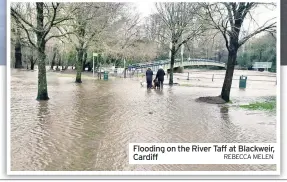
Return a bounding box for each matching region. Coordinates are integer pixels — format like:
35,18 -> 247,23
187,72 -> 189,80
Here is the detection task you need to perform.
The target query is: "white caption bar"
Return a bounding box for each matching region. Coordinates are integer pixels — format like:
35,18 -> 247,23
129,143 -> 279,165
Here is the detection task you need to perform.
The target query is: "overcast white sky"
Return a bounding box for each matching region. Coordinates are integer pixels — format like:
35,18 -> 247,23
134,2 -> 277,34
134,2 -> 156,18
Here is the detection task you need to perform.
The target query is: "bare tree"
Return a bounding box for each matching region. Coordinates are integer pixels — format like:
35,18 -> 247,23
155,2 -> 204,85
101,6 -> 141,72
10,5 -> 24,69
27,47 -> 37,70
11,2 -> 72,100
21,44 -> 38,70
144,13 -> 170,60
59,2 -> 124,83
13,23 -> 23,68
145,13 -> 170,47
202,2 -> 276,102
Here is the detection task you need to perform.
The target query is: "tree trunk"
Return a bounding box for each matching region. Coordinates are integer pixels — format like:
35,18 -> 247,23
124,68 -> 127,78
220,49 -> 238,102
31,61 -> 35,70
29,55 -> 36,70
56,56 -> 60,71
76,48 -> 83,83
58,56 -> 61,67
218,52 -> 222,62
169,43 -> 176,85
82,50 -> 87,71
36,2 -> 49,100
51,50 -> 56,70
37,50 -> 48,100
62,59 -> 65,70
14,37 -> 22,68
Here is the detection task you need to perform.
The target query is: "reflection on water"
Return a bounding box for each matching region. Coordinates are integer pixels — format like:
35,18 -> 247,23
220,106 -> 230,122
10,70 -> 276,171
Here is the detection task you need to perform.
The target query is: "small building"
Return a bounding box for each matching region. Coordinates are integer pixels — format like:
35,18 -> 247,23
252,62 -> 272,72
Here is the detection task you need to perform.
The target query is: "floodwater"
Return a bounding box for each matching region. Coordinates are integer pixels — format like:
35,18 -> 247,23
10,69 -> 277,171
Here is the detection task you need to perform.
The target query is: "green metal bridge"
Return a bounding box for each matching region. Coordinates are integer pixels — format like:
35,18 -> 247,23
128,59 -> 226,73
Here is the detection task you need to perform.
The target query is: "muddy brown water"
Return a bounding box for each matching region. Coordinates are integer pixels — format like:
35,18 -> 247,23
10,69 -> 276,171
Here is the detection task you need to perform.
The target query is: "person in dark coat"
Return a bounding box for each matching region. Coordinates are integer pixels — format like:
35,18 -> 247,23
146,68 -> 153,89
155,66 -> 165,90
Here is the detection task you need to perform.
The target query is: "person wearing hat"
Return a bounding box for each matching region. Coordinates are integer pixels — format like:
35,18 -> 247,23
146,68 -> 153,89
155,66 -> 165,90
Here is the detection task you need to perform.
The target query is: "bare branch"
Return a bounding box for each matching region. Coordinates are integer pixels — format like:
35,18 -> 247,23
45,31 -> 75,42
223,3 -> 234,28
12,16 -> 37,48
42,2 -> 60,40
204,4 -> 230,51
239,22 -> 276,46
175,25 -> 205,53
11,7 -> 37,32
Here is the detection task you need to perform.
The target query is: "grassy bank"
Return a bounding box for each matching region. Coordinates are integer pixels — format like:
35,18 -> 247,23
239,100 -> 276,111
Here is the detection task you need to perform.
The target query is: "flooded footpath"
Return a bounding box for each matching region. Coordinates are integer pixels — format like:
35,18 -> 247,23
10,69 -> 277,171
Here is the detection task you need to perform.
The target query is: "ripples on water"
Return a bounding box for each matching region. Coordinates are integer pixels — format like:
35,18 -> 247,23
10,70 -> 276,171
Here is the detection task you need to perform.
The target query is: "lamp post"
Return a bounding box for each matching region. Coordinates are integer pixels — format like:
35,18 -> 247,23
181,35 -> 184,65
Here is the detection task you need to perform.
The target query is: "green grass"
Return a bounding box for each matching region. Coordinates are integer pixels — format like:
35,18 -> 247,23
138,73 -> 145,77
179,83 -> 192,87
240,101 -> 276,111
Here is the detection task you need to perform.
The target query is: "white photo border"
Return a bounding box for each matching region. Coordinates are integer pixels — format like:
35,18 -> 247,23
6,0 -> 281,176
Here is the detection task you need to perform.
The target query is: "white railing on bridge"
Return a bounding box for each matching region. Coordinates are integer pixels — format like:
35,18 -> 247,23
128,59 -> 226,73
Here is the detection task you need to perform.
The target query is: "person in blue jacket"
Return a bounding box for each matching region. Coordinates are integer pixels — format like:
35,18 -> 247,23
146,68 -> 153,89
155,66 -> 165,90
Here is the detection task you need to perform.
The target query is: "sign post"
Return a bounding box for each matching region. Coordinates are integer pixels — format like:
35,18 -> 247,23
124,58 -> 126,78
93,56 -> 95,77
93,53 -> 98,77
99,56 -> 101,79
